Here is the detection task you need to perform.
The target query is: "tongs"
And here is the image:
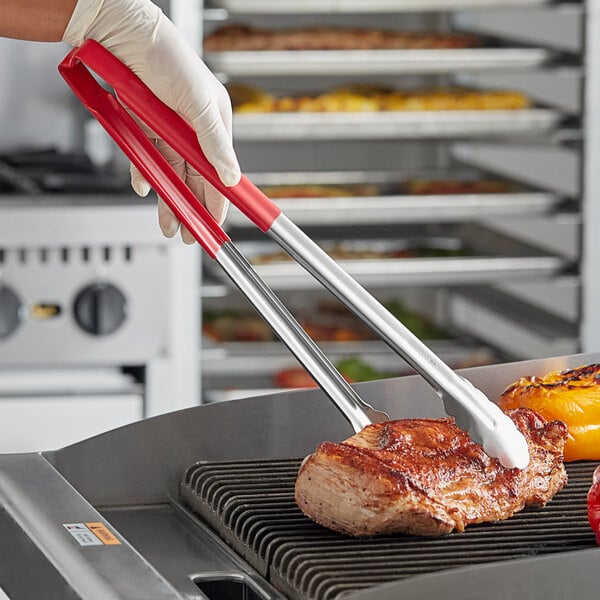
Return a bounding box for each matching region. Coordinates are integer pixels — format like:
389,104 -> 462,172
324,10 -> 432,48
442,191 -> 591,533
59,41 -> 529,469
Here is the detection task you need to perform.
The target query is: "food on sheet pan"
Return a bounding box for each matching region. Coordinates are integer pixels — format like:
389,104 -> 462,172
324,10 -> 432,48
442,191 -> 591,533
204,301 -> 447,344
202,312 -> 273,342
226,83 -> 274,112
274,365 -> 357,389
499,364 -> 600,462
204,24 -> 481,52
261,180 -> 515,199
384,300 -> 447,340
202,309 -> 374,343
249,242 -> 469,265
250,245 -> 416,263
403,179 -> 515,195
295,408 -> 568,537
301,322 -> 372,342
314,299 -> 447,341
258,180 -> 516,199
588,465 -> 600,545
229,83 -> 531,114
275,358 -> 393,389
260,183 -> 380,199
274,367 -> 320,389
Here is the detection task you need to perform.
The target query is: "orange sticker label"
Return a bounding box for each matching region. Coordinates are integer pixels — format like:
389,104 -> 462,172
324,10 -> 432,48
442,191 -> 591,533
85,522 -> 121,545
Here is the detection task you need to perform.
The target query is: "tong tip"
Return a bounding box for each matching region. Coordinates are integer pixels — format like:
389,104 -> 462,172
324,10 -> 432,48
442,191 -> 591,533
482,412 -> 530,470
447,381 -> 530,470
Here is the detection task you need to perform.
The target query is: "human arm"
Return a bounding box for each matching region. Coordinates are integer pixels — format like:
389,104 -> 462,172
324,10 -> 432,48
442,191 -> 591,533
0,0 -> 77,41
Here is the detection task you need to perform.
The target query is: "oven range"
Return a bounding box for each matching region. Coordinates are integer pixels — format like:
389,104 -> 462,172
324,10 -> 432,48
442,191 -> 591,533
0,148 -> 200,452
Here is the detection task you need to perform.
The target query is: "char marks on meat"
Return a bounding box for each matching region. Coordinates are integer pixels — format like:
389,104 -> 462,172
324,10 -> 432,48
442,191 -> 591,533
295,408 -> 568,537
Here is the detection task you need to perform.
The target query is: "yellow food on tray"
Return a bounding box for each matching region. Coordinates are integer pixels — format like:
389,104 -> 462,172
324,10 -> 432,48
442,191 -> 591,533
499,364 -> 600,462
229,84 -> 531,113
228,83 -> 276,113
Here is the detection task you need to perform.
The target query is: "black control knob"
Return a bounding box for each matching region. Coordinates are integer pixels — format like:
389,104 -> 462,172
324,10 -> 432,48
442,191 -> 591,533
0,286 -> 21,339
73,283 -> 127,336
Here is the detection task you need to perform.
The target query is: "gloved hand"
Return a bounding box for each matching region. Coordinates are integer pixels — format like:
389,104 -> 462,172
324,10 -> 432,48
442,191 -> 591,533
63,0 -> 241,243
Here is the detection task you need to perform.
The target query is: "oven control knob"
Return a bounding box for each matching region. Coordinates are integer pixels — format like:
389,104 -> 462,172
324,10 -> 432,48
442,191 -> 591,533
74,283 -> 127,336
0,286 -> 21,339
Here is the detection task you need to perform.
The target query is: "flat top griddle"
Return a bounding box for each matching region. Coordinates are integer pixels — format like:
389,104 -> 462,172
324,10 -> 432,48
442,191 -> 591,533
181,458 -> 597,600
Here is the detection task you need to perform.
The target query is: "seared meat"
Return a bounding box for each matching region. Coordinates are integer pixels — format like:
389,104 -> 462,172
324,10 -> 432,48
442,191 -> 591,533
295,408 -> 568,537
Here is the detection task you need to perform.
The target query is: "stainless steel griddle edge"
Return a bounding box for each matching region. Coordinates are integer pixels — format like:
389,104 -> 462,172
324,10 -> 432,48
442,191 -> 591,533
0,453 -> 181,600
0,353 -> 598,599
350,546 -> 600,600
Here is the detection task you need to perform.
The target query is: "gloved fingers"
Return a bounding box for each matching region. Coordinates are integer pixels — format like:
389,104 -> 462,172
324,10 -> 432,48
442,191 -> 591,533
153,139 -> 225,243
125,110 -> 156,198
189,98 -> 241,189
157,197 -> 180,239
123,108 -> 159,199
213,86 -> 236,222
123,86 -> 233,226
192,79 -> 234,224
178,161 -> 207,244
125,119 -> 182,240
180,223 -> 196,245
202,177 -> 230,225
184,162 -> 229,225
156,138 -> 186,176
215,81 -> 234,136
130,162 -> 152,198
142,16 -> 241,189
155,139 -> 189,239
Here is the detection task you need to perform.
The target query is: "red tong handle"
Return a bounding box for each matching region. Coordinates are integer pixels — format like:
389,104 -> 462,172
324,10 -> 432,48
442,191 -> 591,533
58,40 -> 281,257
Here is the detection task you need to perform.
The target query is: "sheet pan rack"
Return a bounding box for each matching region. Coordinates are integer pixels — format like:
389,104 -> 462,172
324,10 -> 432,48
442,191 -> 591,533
206,0 -> 553,15
232,109 -> 563,141
205,47 -> 553,77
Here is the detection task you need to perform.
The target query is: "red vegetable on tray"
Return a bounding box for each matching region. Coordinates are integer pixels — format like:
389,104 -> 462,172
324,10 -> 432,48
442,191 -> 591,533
588,465 -> 600,544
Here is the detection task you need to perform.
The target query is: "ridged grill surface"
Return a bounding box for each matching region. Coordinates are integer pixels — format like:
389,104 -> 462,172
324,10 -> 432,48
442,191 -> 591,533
181,459 -> 597,600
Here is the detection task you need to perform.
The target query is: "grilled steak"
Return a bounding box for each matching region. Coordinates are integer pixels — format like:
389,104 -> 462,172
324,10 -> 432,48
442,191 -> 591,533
295,408 -> 568,537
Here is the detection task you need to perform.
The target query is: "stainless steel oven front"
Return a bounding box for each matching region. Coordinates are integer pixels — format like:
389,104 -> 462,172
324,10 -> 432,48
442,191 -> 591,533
0,195 -> 200,452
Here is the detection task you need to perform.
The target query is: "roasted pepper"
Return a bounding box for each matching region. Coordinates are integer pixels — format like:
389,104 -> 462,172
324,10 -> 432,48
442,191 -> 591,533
587,465 -> 600,545
498,364 -> 600,462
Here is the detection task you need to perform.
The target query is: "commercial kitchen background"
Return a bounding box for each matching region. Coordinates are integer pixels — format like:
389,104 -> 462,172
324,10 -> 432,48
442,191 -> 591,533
0,0 -> 597,453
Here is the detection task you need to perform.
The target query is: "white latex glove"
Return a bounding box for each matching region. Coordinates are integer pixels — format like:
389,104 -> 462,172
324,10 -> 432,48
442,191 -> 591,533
63,0 -> 241,243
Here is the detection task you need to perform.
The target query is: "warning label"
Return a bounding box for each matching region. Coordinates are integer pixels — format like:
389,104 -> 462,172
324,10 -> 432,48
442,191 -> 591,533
63,522 -> 121,546
85,522 -> 121,545
63,523 -> 103,546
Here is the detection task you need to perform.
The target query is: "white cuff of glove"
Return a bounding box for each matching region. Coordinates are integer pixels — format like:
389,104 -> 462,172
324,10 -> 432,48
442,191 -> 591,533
63,0 -> 241,239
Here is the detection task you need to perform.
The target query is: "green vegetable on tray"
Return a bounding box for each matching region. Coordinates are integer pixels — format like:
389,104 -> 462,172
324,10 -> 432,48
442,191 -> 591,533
336,357 -> 394,382
384,300 -> 447,340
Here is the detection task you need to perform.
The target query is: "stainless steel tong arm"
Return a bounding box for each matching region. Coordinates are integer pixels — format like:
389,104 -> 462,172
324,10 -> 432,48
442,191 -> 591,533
216,242 -> 389,433
269,214 -> 530,469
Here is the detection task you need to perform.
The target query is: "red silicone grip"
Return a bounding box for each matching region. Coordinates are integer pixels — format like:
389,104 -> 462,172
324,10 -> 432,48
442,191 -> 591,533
59,43 -> 233,257
60,40 -> 281,235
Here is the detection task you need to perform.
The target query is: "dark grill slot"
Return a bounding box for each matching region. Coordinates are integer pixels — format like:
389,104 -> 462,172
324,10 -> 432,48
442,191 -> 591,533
181,459 -> 597,600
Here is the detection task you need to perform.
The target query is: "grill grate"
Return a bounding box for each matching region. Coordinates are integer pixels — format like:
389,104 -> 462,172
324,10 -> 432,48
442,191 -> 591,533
181,459 -> 597,600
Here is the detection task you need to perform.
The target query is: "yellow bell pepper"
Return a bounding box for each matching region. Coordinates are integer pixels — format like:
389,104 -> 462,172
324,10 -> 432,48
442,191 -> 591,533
499,364 -> 600,462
